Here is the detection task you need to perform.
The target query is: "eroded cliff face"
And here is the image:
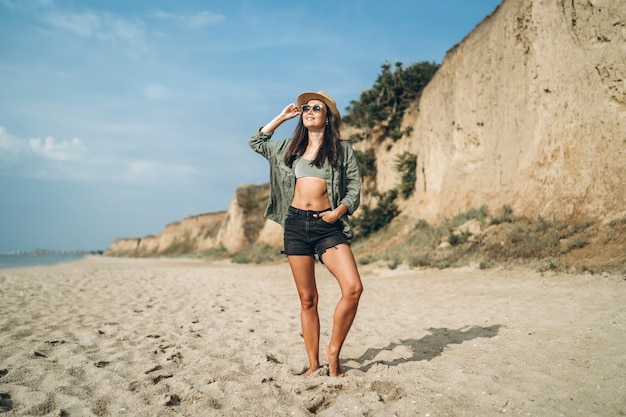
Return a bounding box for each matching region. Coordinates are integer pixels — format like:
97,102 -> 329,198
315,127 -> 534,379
105,212 -> 226,257
104,184 -> 274,257
359,0 -> 625,223
106,0 -> 625,257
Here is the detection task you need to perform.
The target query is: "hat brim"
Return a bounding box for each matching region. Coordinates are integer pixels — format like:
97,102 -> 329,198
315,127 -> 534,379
296,91 -> 341,126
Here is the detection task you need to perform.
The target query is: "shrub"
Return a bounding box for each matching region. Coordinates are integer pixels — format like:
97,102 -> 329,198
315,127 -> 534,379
349,133 -> 365,142
353,190 -> 399,238
415,219 -> 430,230
491,205 -> 515,224
394,151 -> 417,199
448,231 -> 471,246
409,254 -> 430,267
452,205 -> 489,227
200,244 -> 229,259
355,149 -> 377,179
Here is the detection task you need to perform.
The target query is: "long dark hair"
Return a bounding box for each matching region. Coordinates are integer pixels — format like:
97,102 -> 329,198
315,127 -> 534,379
284,109 -> 341,168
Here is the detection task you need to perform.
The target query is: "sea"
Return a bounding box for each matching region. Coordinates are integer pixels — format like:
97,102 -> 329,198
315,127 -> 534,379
0,252 -> 89,269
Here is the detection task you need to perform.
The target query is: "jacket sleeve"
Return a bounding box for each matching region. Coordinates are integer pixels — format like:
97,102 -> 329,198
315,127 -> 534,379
248,128 -> 275,159
339,143 -> 361,215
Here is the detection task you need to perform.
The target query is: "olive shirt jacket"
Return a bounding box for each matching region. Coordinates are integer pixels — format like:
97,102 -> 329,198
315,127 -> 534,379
249,129 -> 361,239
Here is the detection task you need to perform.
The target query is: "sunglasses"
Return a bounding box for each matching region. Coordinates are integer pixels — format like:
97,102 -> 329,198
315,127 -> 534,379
301,104 -> 324,114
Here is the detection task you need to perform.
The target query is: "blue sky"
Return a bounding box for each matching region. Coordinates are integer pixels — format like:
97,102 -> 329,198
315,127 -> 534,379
0,0 -> 501,253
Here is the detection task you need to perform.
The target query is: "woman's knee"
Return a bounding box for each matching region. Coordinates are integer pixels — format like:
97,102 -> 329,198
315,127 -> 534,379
299,293 -> 318,310
344,281 -> 363,301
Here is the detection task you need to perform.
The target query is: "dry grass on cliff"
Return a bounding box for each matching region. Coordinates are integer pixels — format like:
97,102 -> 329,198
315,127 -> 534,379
351,206 -> 626,276
231,243 -> 284,264
222,205 -> 625,276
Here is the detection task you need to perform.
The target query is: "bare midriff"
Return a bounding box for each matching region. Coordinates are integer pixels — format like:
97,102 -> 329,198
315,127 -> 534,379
291,177 -> 331,211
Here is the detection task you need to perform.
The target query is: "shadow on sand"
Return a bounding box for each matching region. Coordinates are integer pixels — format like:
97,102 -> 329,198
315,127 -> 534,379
351,324 -> 502,372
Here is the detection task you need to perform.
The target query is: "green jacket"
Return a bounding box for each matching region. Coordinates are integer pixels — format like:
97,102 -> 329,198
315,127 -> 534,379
249,129 -> 361,239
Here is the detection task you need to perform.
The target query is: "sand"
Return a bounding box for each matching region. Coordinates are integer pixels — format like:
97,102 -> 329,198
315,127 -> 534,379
0,256 -> 624,416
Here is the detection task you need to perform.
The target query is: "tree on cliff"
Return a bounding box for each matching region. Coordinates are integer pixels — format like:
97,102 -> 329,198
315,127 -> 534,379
343,60 -> 439,140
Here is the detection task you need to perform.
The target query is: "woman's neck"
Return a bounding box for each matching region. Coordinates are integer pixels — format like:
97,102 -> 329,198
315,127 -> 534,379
308,130 -> 324,146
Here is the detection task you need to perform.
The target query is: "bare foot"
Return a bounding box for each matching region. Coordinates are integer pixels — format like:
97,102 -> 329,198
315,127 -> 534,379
301,366 -> 321,377
324,346 -> 344,377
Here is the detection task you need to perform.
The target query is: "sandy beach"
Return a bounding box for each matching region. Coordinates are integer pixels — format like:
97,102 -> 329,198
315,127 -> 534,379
1,256 -> 624,416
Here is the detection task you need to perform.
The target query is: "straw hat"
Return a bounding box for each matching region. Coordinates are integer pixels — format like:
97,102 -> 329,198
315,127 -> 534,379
296,91 -> 341,127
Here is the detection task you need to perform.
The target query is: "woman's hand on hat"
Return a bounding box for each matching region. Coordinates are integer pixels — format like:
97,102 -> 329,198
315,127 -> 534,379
280,103 -> 301,121
261,103 -> 301,133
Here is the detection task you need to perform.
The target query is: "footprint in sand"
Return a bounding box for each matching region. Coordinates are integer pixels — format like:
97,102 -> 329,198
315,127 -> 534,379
152,374 -> 173,384
0,393 -> 13,412
165,394 -> 181,406
145,365 -> 163,374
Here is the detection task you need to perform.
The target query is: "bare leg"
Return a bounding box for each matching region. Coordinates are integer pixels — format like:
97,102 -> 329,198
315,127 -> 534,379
320,244 -> 363,377
287,254 -> 320,376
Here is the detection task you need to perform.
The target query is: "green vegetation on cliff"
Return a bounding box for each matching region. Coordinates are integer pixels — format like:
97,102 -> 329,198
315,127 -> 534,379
344,60 -> 439,141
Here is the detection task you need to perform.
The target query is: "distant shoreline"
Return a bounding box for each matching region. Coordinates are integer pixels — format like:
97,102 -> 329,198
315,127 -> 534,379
1,249 -> 103,256
0,252 -> 99,269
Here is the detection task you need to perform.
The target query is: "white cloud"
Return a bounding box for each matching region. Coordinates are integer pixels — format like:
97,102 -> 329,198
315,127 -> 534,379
0,126 -> 201,185
0,126 -> 21,163
29,136 -> 85,161
0,126 -> 89,180
41,8 -> 147,51
107,17 -> 146,50
0,126 -> 86,163
1,0 -> 147,51
150,10 -> 225,29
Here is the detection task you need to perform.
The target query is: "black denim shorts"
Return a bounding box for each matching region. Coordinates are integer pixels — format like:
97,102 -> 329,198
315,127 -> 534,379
283,206 -> 349,259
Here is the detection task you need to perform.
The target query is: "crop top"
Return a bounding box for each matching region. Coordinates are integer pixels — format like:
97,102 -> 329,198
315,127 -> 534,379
294,157 -> 327,179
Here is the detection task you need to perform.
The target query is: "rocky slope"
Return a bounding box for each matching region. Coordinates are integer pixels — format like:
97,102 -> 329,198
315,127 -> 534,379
105,184 -> 281,257
356,0 -> 624,223
106,0 -> 625,264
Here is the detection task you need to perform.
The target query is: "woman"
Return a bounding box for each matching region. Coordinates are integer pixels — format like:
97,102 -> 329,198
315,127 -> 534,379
249,91 -> 363,377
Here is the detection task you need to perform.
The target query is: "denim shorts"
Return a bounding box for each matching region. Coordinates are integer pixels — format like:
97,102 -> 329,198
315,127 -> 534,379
283,206 -> 349,259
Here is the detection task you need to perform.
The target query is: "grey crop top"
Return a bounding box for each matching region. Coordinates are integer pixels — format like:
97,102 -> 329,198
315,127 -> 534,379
294,157 -> 327,179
